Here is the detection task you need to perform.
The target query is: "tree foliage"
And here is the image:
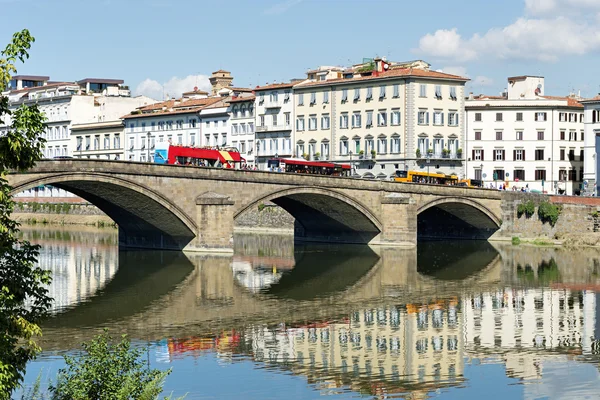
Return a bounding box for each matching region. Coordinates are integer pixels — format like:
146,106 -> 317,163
517,200 -> 535,218
0,29 -> 51,398
537,201 -> 562,227
50,332 -> 172,400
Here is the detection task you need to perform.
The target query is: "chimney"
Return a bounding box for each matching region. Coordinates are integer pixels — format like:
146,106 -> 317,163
468,92 -> 474,100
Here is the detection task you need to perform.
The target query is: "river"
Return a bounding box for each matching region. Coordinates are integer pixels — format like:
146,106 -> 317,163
14,226 -> 600,399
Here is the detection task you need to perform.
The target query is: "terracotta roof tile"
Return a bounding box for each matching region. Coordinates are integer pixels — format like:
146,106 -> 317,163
122,107 -> 203,120
228,95 -> 256,103
294,68 -> 468,88
254,82 -> 297,91
582,95 -> 600,103
230,87 -> 253,92
541,96 -> 583,108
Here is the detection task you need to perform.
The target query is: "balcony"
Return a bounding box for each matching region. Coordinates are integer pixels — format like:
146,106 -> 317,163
255,124 -> 292,133
263,100 -> 285,109
417,152 -> 463,160
257,148 -> 292,157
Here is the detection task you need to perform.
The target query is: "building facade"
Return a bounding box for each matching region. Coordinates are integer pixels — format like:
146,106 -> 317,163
228,96 -> 256,166
582,96 -> 600,195
71,120 -> 125,160
0,75 -> 153,158
254,82 -> 295,170
293,58 -> 467,178
465,76 -> 584,194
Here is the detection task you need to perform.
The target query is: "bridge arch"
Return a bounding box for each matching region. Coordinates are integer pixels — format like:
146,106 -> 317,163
11,173 -> 197,250
236,187 -> 383,244
417,196 -> 500,240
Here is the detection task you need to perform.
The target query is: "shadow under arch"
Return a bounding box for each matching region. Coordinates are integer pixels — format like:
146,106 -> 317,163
235,187 -> 382,244
11,173 -> 197,250
417,197 -> 501,240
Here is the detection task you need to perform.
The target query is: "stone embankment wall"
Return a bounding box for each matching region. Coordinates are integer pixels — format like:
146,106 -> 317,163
234,201 -> 294,233
13,201 -> 114,226
13,199 -> 295,232
498,192 -> 600,245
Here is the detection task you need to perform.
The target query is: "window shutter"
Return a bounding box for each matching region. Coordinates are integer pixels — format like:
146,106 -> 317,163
481,150 -> 484,161
502,150 -> 505,161
426,112 -> 429,124
513,150 -> 516,160
441,113 -> 444,125
522,150 -> 525,161
472,150 -> 475,160
426,139 -> 429,151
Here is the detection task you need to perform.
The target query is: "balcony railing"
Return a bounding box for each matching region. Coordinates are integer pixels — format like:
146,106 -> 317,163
255,124 -> 292,133
418,152 -> 463,160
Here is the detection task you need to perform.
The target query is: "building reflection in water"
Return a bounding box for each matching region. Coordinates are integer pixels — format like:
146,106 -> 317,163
22,227 -> 119,312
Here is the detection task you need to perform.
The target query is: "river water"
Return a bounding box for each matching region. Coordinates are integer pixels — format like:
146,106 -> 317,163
15,226 -> 600,399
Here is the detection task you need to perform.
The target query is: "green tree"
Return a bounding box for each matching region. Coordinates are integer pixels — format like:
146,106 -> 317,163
50,332 -> 172,400
0,29 -> 51,398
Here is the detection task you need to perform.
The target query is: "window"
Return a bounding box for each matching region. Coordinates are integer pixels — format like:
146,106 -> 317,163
190,134 -> 195,146
581,131 -> 585,141
537,131 -> 544,140
379,85 -> 386,100
366,86 -> 373,100
76,136 -> 83,151
232,124 -> 239,135
516,112 -> 523,121
418,110 -> 429,125
377,138 -> 387,154
190,119 -> 196,128
114,134 -> 120,149
377,110 -> 387,126
339,139 -> 348,155
535,149 -> 545,160
560,130 -> 565,140
496,131 -> 503,140
310,92 -> 316,105
569,149 -> 575,161
354,88 -> 361,101
393,84 -> 400,98
284,112 -> 290,126
448,111 -> 458,126
309,115 -> 317,130
493,169 -> 505,181
176,120 -> 183,129
240,124 -> 246,134
296,116 -> 305,131
475,113 -> 482,122
449,86 -> 457,100
321,142 -> 330,159
340,113 -> 349,129
434,85 -> 442,99
354,139 -> 360,153
284,91 -> 290,103
475,131 -> 481,140
272,114 -> 278,126
560,148 -> 565,161
104,135 -> 110,149
569,113 -> 576,122
94,135 -> 99,150
177,134 -> 183,145
535,112 -> 547,122
496,113 -> 503,122
321,114 -> 330,129
569,169 -> 577,181
514,170 -> 525,181
559,169 -> 567,181
559,112 -> 567,122
391,137 -> 400,153
473,149 -> 484,161
128,137 -> 133,151
298,93 -> 304,106
474,168 -> 482,180
391,109 -> 401,125
259,93 -> 265,104
270,91 -> 278,102
569,131 -> 577,141
535,169 -> 547,181
593,110 -> 600,123
259,115 -> 265,127
323,91 -> 329,104
366,111 -> 373,127
341,89 -> 348,103
514,149 -> 525,161
516,131 -> 523,140
352,112 -> 361,128
419,84 -> 427,97
494,149 -> 505,161
433,110 -> 443,126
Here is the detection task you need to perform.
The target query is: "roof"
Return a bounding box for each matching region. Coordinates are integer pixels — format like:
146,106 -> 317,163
254,82 -> 297,91
212,69 -> 230,74
77,78 -> 124,85
541,96 -> 583,108
182,89 -> 209,95
228,95 -> 255,103
230,87 -> 253,92
122,107 -> 204,120
8,81 -> 77,94
123,96 -> 224,119
71,120 -> 124,131
12,75 -> 49,81
294,67 -> 469,88
507,75 -> 544,81
580,95 -> 600,104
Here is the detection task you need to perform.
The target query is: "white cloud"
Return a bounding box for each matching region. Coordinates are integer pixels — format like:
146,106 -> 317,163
440,66 -> 469,77
415,1 -> 600,63
263,0 -> 302,15
134,75 -> 211,100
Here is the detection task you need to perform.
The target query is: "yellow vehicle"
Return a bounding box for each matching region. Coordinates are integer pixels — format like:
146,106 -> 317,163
394,170 -> 459,185
457,178 -> 484,188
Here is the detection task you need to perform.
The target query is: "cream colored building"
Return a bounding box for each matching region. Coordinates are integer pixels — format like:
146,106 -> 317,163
465,76 -> 584,194
71,120 -> 124,160
293,58 -> 468,178
582,95 -> 600,195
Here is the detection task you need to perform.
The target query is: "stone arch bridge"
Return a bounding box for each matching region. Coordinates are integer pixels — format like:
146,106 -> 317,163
8,160 -> 503,252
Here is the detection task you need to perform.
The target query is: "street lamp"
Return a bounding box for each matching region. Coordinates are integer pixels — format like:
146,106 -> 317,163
426,154 -> 431,183
480,163 -> 484,186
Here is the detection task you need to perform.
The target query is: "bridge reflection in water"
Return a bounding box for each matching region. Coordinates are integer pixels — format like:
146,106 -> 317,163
28,230 -> 600,398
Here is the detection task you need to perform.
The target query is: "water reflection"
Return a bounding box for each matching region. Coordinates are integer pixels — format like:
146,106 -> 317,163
23,229 -> 600,399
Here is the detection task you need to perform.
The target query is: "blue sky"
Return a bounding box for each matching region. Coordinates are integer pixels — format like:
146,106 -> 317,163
2,0 -> 600,100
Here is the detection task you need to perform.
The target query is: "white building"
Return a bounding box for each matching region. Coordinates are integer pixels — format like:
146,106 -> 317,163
71,120 -> 124,160
292,58 -> 468,179
254,82 -> 295,170
582,95 -> 600,195
228,95 -> 256,166
0,75 -> 154,159
465,76 -> 584,194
